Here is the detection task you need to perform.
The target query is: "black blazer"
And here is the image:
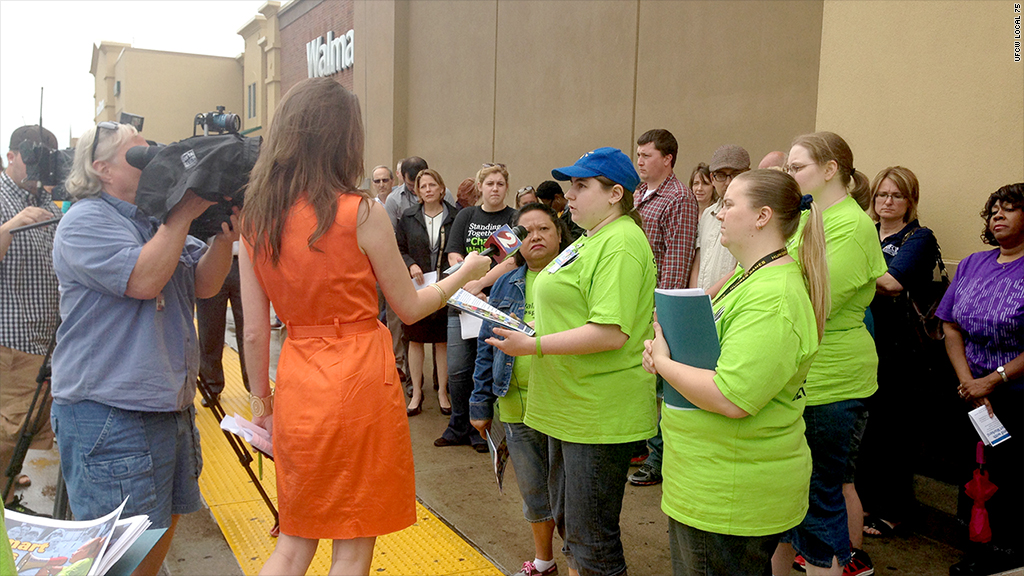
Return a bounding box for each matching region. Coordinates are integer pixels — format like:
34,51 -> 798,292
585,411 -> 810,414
396,201 -> 457,274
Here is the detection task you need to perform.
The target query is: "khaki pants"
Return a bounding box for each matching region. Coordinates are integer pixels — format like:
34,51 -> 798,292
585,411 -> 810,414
1,346 -> 54,492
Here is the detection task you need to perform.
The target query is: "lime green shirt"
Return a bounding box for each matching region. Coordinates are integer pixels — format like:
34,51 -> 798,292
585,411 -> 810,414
791,195 -> 886,405
498,270 -> 537,423
1,508 -> 15,576
524,216 -> 658,443
661,262 -> 816,535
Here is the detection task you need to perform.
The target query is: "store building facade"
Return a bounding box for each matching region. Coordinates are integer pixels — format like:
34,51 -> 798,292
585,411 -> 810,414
97,0 -> 1023,265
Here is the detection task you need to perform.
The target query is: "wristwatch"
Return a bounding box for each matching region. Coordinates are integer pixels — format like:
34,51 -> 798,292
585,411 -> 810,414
250,392 -> 274,417
996,365 -> 1009,383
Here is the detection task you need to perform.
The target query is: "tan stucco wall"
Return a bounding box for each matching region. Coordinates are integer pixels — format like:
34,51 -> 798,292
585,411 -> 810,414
117,49 -> 243,143
355,0 -> 823,197
93,45 -> 243,144
816,0 -> 1024,265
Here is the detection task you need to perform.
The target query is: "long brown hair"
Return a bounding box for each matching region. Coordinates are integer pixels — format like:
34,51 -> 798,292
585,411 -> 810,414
734,169 -> 830,340
242,78 -> 368,264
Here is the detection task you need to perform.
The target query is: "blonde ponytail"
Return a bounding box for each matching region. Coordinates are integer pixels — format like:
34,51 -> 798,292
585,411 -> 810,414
798,202 -> 830,340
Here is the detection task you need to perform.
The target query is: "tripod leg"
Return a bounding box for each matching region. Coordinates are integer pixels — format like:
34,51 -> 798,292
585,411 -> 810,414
52,465 -> 72,520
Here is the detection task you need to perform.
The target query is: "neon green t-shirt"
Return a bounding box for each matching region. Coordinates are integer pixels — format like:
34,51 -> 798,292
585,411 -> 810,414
497,269 -> 537,423
524,216 -> 658,443
791,195 -> 886,405
661,262 -> 816,536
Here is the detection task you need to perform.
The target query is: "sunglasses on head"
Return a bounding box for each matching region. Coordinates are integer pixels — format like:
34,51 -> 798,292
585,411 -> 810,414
90,122 -> 120,163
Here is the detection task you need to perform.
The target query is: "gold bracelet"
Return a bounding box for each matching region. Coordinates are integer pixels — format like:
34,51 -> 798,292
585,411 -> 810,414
429,283 -> 448,309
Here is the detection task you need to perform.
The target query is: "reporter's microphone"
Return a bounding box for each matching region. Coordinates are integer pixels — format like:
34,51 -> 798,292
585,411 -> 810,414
444,224 -> 527,275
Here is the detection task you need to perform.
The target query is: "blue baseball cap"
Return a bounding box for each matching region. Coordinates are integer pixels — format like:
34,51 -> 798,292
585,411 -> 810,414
551,147 -> 641,193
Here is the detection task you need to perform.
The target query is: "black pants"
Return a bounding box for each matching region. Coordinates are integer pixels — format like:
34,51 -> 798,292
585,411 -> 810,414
196,256 -> 249,393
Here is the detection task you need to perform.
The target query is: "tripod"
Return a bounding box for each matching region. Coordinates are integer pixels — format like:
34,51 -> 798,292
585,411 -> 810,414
195,377 -> 280,533
2,336 -> 71,519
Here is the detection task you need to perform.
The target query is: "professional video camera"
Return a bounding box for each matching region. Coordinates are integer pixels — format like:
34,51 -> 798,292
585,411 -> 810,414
194,106 -> 241,136
18,139 -> 73,201
133,106 -> 260,239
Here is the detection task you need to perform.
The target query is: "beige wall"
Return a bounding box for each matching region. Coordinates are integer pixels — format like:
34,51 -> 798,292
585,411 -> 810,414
92,43 -> 242,145
355,0 -> 823,197
816,0 -> 1024,265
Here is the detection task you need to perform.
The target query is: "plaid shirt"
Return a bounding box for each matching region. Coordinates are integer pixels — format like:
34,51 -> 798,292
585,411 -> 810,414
634,172 -> 699,289
0,171 -> 61,355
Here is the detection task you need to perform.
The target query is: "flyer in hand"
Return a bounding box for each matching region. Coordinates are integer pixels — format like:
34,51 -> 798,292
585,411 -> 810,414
447,289 -> 535,336
6,498 -> 151,576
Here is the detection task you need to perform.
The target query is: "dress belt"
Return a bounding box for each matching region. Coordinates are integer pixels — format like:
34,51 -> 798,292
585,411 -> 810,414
286,318 -> 379,339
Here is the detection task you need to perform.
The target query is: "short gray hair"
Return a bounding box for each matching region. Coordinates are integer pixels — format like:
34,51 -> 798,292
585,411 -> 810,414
371,165 -> 393,179
65,123 -> 139,200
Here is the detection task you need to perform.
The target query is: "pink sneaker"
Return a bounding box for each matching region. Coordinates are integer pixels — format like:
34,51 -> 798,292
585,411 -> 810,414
510,561 -> 558,576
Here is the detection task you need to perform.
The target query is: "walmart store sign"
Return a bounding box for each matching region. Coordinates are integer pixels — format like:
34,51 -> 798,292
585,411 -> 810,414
307,30 -> 354,78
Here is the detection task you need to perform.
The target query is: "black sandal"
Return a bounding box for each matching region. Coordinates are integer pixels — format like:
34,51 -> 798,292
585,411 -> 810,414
863,516 -> 901,538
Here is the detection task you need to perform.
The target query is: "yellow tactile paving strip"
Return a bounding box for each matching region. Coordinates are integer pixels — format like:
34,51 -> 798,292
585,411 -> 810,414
193,343 -> 502,576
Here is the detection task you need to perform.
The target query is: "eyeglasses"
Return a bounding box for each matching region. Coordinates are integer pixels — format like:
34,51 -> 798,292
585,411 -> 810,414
372,178 -> 392,184
876,193 -> 906,202
785,163 -> 812,176
90,121 -> 119,163
483,163 -> 506,169
711,171 -> 739,182
517,186 -> 535,197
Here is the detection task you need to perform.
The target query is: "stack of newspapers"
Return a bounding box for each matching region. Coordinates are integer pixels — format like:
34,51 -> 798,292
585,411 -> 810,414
6,499 -> 150,576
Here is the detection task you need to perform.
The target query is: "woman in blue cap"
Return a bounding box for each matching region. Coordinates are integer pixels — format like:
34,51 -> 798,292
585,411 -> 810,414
487,147 -> 658,576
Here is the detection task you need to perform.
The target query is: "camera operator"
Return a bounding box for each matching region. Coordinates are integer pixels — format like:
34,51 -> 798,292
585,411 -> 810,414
49,122 -> 236,576
1,125 -> 62,513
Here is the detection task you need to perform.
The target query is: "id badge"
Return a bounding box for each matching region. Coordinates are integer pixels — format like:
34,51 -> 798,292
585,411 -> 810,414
546,245 -> 579,274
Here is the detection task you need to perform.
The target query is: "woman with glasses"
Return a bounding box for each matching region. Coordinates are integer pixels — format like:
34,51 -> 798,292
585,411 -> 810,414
772,132 -> 887,576
689,162 -> 738,291
51,121 -> 237,575
436,163 -> 517,452
396,168 -> 458,416
516,186 -> 539,208
487,147 -> 658,576
938,183 -> 1023,575
856,167 -> 938,539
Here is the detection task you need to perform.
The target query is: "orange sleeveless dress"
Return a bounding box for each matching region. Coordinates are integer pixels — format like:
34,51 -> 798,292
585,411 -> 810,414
246,193 -> 415,539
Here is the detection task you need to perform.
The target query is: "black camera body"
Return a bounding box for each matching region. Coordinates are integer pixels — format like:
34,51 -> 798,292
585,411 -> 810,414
18,140 -> 73,200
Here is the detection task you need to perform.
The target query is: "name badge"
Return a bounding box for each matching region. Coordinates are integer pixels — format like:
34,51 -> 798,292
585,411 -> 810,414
547,245 -> 580,274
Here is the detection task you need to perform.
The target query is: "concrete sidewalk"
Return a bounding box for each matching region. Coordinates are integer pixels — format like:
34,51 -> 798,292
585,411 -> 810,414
9,332 -> 1021,576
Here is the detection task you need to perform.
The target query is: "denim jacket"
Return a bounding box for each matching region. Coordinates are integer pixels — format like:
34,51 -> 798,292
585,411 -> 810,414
469,264 -> 527,421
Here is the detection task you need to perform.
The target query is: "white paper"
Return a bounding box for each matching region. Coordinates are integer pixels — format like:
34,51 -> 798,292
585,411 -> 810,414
412,270 -> 438,291
221,413 -> 274,457
461,312 -> 484,340
968,405 -> 1011,446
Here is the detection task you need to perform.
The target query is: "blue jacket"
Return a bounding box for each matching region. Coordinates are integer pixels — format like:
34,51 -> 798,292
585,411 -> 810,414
469,264 -> 527,421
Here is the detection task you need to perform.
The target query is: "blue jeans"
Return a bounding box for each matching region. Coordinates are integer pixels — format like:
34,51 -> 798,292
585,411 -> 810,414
549,437 -> 644,576
504,422 -> 555,522
51,400 -> 203,529
785,399 -> 865,569
441,315 -> 483,446
668,518 -> 779,576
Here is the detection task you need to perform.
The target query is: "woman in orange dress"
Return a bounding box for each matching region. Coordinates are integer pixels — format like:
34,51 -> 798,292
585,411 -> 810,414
238,78 -> 490,576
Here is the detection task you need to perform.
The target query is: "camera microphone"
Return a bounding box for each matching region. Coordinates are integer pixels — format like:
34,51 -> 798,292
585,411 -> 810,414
444,224 -> 528,275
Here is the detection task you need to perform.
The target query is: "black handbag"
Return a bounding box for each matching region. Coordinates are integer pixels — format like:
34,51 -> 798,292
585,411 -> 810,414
897,227 -> 950,342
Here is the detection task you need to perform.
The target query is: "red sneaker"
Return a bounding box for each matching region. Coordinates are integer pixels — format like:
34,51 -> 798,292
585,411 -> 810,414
844,548 -> 875,576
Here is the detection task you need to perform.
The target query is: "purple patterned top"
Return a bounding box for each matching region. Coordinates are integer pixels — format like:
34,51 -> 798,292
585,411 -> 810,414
936,248 -> 1024,387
